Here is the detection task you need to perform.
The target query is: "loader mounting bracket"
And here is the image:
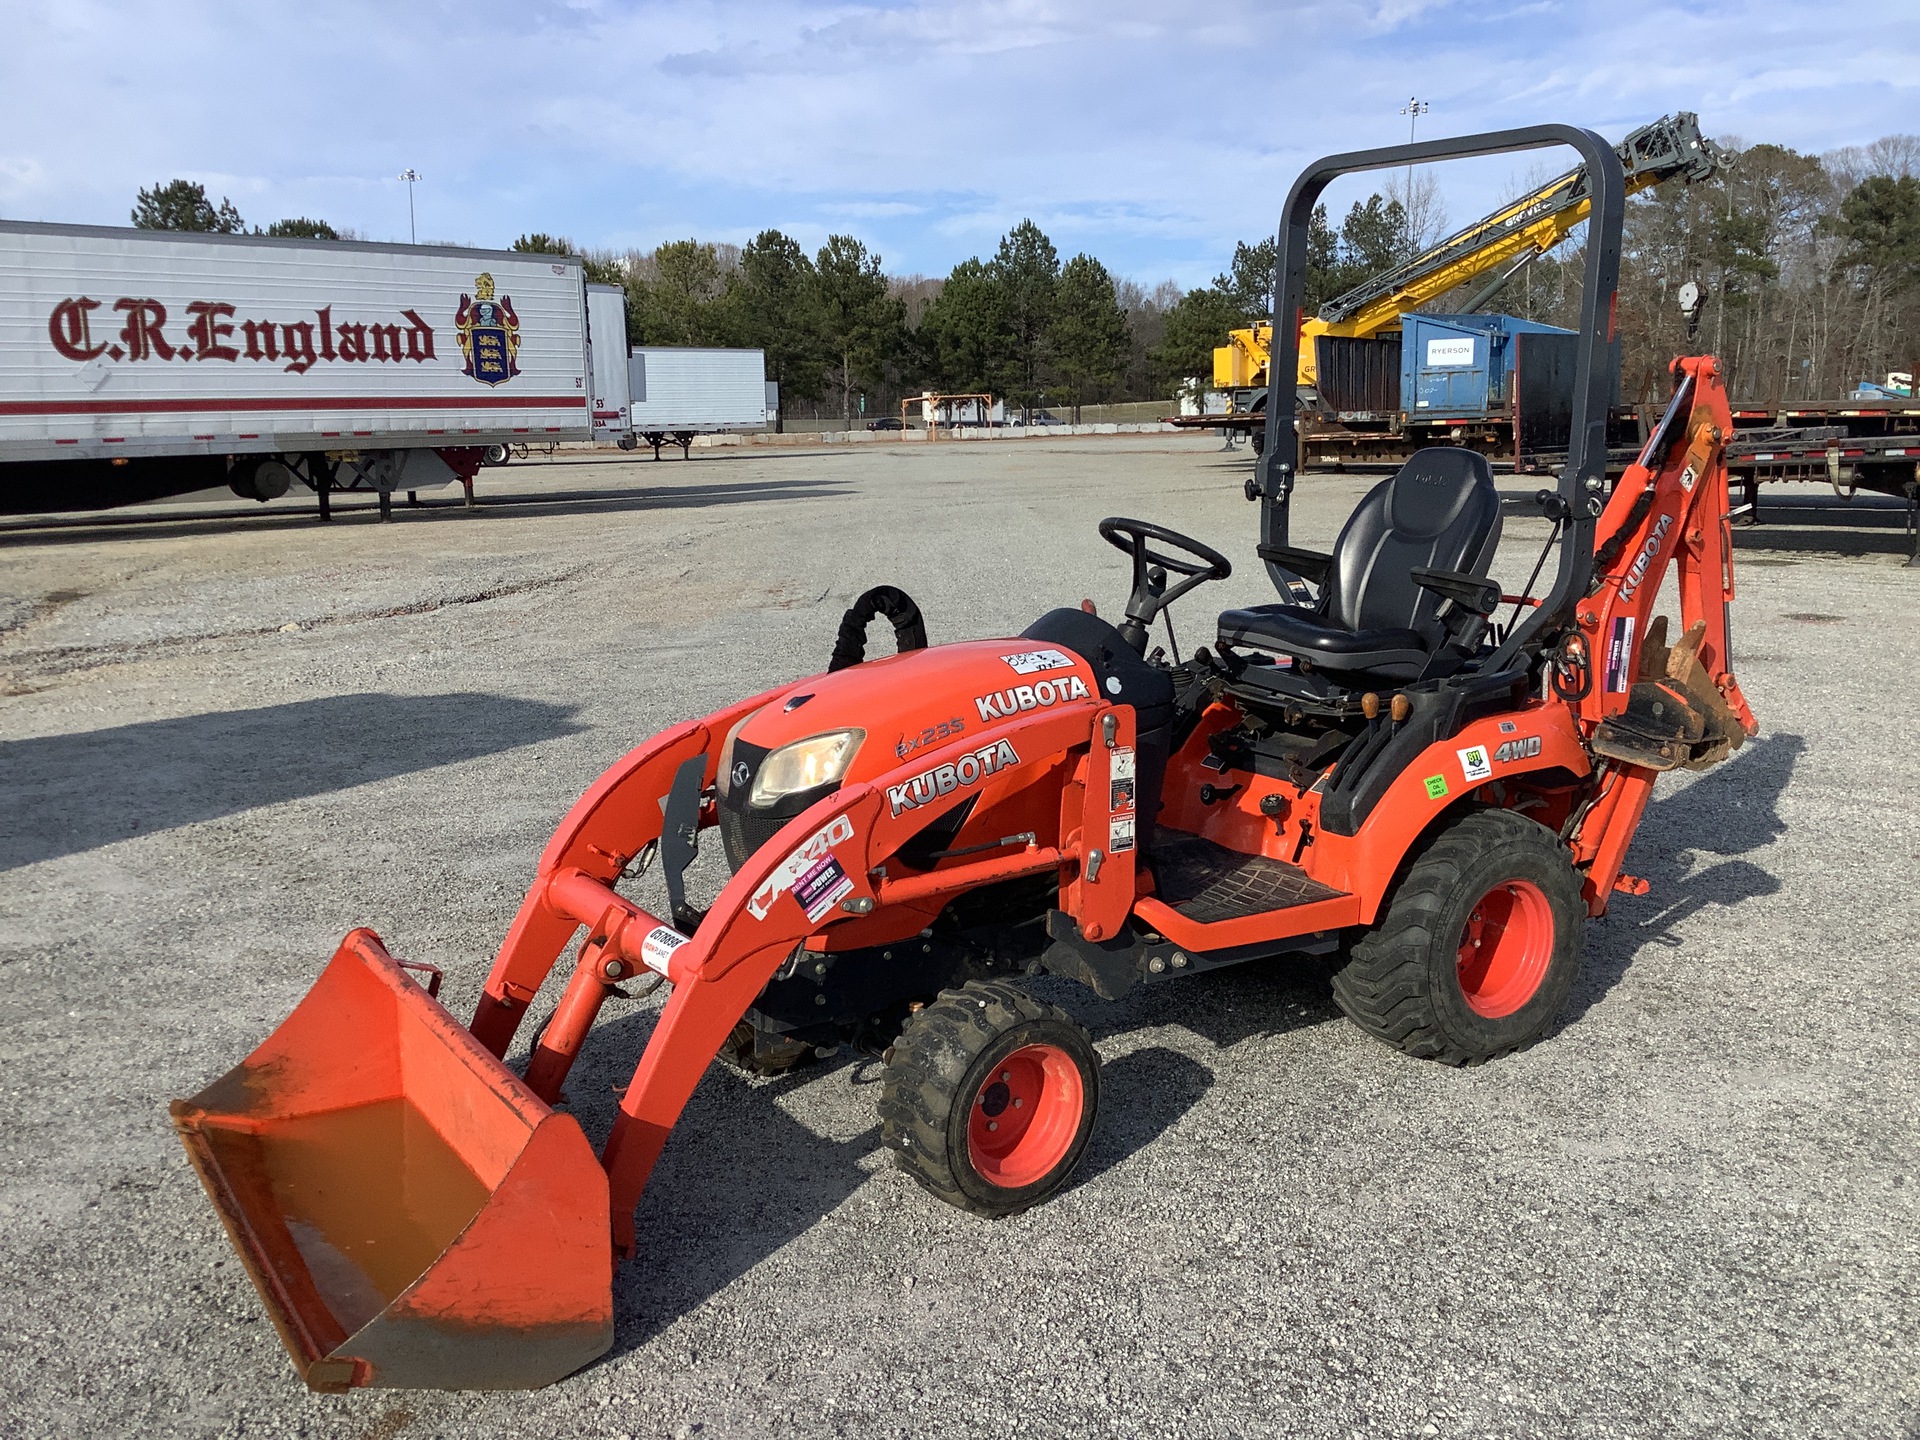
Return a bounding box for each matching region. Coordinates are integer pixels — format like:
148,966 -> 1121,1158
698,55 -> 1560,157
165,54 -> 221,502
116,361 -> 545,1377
660,754 -> 707,933
1043,910 -> 1145,1000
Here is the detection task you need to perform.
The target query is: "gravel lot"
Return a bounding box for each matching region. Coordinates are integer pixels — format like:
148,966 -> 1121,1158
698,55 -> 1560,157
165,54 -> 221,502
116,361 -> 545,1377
1,436 -> 1916,1440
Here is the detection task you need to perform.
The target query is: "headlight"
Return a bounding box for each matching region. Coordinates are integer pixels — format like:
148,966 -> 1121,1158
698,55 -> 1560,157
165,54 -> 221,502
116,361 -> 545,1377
749,729 -> 864,806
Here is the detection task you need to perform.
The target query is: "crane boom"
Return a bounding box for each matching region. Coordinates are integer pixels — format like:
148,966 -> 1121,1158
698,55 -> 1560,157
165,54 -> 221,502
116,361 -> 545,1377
1211,113 -> 1725,393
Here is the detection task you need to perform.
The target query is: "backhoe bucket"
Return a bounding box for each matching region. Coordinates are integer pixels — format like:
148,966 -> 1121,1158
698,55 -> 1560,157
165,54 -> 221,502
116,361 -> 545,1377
170,930 -> 613,1391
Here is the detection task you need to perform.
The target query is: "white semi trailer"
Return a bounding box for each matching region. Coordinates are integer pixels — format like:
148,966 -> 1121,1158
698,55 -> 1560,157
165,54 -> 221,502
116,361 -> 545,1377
0,222 -> 631,519
625,347 -> 767,458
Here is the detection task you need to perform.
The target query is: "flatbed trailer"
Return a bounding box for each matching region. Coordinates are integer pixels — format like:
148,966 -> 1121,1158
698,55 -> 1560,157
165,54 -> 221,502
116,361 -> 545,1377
1165,406 -> 1643,471
1723,425 -> 1920,563
1173,397 -> 1920,493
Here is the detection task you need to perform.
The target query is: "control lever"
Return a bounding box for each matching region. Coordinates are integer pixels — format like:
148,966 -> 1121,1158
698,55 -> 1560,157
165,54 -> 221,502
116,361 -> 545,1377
1536,488 -> 1573,522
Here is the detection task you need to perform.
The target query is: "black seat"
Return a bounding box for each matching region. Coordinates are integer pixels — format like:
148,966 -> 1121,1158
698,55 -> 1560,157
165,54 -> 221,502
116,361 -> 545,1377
1218,448 -> 1502,683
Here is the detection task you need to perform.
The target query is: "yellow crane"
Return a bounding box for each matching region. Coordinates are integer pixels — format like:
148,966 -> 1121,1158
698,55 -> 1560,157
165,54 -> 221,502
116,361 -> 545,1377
1213,112 -> 1724,396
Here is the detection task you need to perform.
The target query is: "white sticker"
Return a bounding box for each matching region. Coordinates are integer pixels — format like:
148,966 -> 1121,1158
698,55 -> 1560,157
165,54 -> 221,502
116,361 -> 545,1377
1109,814 -> 1136,853
749,814 -> 856,919
793,855 -> 854,923
637,925 -> 689,977
1457,744 -> 1493,784
1111,746 -> 1136,781
1425,337 -> 1476,368
1605,616 -> 1635,694
1001,648 -> 1077,675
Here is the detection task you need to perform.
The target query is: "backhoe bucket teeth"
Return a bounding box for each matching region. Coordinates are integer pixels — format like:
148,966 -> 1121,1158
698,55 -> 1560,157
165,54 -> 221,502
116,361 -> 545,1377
1592,618 -> 1754,772
170,930 -> 613,1392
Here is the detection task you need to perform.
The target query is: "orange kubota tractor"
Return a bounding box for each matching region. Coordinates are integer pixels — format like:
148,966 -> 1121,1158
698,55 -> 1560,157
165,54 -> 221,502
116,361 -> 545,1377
173,125 -> 1756,1392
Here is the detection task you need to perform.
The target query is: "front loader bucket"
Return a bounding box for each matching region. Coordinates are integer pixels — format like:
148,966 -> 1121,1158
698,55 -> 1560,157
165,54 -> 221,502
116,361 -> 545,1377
170,930 -> 613,1392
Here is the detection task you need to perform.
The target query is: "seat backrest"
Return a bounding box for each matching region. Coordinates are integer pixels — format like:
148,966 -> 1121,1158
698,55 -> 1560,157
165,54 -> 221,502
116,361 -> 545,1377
1321,448 -> 1502,635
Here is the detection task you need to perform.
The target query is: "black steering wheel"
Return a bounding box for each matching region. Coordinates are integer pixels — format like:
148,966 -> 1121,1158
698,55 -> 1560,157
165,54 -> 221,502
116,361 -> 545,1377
1097,517 -> 1233,654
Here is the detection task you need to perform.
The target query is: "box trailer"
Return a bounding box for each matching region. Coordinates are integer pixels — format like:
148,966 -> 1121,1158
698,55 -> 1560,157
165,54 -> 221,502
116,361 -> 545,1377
0,222 -> 629,518
586,284 -> 630,446
626,347 -> 767,457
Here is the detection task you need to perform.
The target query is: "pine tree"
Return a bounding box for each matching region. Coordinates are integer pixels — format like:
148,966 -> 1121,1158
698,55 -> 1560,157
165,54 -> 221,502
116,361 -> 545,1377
919,257 -> 1013,397
814,235 -> 902,423
131,179 -> 243,233
1049,254 -> 1130,421
992,220 -> 1060,418
732,230 -> 824,426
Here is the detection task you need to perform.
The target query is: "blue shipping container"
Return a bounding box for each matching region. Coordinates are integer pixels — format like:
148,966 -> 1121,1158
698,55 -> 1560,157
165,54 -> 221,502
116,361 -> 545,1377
1402,312 -> 1575,419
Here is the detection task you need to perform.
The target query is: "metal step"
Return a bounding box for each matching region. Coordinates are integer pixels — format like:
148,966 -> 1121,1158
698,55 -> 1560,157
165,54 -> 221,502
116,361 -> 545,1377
1148,833 -> 1347,925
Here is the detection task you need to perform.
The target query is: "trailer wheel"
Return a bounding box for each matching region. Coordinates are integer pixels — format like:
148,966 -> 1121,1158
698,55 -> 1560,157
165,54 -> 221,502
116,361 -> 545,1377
878,980 -> 1099,1218
1332,808 -> 1584,1066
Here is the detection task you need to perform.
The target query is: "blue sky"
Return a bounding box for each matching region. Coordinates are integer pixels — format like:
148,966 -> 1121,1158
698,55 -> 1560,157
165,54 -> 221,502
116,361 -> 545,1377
3,1 -> 1915,288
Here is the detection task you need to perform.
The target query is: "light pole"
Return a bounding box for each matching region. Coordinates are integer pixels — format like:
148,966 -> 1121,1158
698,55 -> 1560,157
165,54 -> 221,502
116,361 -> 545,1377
1398,97 -> 1430,219
398,169 -> 421,244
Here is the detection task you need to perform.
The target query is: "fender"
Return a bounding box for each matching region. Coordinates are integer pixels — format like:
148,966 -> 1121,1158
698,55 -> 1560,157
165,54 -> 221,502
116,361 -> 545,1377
1316,703 -> 1591,922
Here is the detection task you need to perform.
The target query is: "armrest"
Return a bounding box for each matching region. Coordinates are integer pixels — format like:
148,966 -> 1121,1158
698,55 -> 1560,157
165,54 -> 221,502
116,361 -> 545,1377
1255,543 -> 1333,586
1411,566 -> 1502,617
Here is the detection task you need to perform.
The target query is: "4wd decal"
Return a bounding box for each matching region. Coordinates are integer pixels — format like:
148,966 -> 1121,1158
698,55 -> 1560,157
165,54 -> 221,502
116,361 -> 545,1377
896,717 -> 965,760
749,814 -> 857,920
1618,514 -> 1673,603
887,740 -> 1020,817
1000,648 -> 1077,675
1493,736 -> 1542,764
975,675 -> 1090,722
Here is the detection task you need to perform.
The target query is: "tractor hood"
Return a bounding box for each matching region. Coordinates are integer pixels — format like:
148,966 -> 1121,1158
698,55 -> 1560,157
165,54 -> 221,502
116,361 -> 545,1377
775,639 -> 1102,772
713,634 -> 1109,868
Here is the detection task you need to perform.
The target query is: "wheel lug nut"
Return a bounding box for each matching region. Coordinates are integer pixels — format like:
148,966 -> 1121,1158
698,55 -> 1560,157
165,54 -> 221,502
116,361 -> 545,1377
987,1121 -> 998,1132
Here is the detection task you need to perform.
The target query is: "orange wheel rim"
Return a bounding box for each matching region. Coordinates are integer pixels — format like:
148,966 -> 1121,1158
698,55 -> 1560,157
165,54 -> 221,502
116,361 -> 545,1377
966,1043 -> 1084,1189
1456,879 -> 1554,1019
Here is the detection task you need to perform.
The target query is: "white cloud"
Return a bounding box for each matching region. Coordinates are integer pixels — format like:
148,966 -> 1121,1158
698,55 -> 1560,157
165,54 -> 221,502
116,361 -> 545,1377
0,0 -> 1913,283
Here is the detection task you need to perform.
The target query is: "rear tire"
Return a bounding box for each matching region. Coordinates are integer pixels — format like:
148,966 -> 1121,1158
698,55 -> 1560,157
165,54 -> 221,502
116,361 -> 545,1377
1332,807 -> 1584,1065
878,980 -> 1099,1218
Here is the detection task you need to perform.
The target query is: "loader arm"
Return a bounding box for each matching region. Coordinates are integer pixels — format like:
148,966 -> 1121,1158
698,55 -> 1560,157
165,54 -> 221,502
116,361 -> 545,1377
465,695 -> 1136,1255
175,686 -> 1140,1388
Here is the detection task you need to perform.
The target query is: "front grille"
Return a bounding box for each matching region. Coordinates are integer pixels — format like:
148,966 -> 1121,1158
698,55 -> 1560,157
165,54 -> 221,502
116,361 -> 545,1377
719,804 -> 788,871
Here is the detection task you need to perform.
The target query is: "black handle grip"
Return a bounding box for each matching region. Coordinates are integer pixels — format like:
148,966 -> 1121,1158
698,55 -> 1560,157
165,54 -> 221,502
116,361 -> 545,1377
829,586 -> 928,672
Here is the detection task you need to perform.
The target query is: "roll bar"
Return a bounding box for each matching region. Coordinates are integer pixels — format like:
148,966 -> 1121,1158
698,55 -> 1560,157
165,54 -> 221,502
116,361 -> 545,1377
1256,124 -> 1626,662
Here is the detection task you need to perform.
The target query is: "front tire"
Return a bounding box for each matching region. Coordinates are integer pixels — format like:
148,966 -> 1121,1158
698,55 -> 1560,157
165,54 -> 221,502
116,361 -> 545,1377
878,980 -> 1099,1217
1333,808 -> 1585,1065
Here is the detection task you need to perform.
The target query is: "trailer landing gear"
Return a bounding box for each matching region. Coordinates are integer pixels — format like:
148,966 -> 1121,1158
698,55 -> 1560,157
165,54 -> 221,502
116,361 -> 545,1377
640,431 -> 697,460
